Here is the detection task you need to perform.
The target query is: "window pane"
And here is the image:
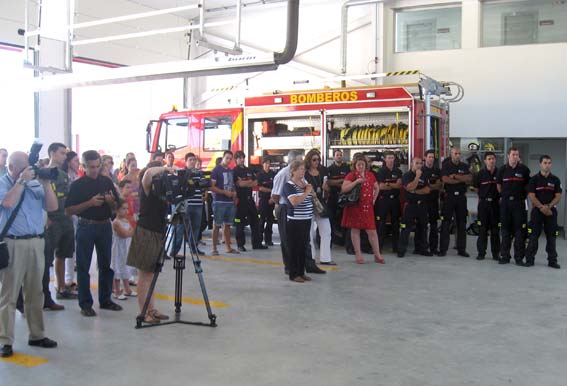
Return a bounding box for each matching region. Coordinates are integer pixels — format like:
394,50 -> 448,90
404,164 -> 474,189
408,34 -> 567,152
482,0 -> 567,47
395,6 -> 462,52
204,116 -> 232,152
161,118 -> 188,151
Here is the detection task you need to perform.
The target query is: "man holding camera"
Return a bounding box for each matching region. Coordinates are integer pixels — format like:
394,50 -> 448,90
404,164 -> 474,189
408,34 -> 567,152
0,151 -> 59,358
42,143 -> 76,311
170,152 -> 206,256
233,151 -> 267,251
65,151 -> 121,317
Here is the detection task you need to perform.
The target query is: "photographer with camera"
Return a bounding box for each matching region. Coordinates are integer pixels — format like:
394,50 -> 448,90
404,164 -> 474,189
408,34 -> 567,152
0,151 -> 59,358
42,143 -> 76,311
170,152 -> 206,257
65,151 -> 121,317
126,161 -> 172,324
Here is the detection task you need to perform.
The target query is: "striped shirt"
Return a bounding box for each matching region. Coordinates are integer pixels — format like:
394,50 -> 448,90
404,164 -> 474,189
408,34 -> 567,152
283,181 -> 313,220
185,169 -> 205,206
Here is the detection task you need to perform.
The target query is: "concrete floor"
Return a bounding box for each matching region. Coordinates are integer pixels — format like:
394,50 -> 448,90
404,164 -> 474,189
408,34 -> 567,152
2,232 -> 567,386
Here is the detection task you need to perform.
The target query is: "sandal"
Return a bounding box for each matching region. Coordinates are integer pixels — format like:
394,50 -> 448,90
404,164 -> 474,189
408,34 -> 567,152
149,309 -> 170,321
355,257 -> 365,264
211,250 -> 220,256
143,314 -> 160,325
226,249 -> 240,254
374,256 -> 385,264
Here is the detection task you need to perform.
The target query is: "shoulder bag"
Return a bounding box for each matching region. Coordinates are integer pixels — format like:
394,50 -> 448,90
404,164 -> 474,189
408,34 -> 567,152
337,184 -> 361,208
0,181 -> 26,270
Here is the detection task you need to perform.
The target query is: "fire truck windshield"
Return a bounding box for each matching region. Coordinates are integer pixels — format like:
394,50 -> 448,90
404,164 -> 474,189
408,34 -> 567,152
160,118 -> 188,151
204,116 -> 232,152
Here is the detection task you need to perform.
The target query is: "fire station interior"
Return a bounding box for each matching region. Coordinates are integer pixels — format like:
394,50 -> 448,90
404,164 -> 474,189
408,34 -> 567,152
2,1 -> 567,386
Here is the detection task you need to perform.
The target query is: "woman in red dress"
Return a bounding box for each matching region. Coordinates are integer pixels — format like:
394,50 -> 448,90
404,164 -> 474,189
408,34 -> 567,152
341,155 -> 384,264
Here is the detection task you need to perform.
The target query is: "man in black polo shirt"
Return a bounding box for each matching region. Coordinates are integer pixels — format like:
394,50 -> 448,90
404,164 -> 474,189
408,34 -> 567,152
233,151 -> 267,252
473,152 -> 500,261
398,158 -> 431,257
525,155 -> 562,268
439,147 -> 472,257
496,147 -> 530,266
422,149 -> 442,254
65,151 -> 122,317
257,158 -> 275,246
327,149 -> 350,246
374,151 -> 402,253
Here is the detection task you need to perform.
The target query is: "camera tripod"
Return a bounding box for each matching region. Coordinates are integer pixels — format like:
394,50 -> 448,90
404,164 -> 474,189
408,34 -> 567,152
135,204 -> 217,329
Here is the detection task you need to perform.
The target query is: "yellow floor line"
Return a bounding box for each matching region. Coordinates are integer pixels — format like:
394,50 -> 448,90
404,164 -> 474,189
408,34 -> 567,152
0,352 -> 49,367
199,254 -> 342,271
153,293 -> 228,308
50,281 -> 229,307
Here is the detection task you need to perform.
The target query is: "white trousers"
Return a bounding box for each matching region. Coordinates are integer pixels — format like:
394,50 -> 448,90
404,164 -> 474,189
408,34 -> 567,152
0,238 -> 46,345
310,214 -> 332,263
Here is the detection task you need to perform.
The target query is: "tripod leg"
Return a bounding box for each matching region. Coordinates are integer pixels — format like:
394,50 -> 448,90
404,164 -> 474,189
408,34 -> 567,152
183,214 -> 217,326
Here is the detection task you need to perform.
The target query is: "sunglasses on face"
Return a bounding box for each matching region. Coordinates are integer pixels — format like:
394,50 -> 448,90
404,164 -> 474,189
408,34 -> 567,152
311,158 -> 320,162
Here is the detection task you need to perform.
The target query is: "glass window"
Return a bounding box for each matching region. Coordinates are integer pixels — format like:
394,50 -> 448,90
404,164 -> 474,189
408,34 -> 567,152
160,118 -> 188,152
482,0 -> 567,47
203,116 -> 232,152
395,5 -> 462,52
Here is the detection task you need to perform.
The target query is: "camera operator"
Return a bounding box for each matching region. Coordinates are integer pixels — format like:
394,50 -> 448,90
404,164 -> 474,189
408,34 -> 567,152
42,143 -> 76,311
126,161 -> 172,324
65,151 -> 121,317
170,152 -> 206,257
0,151 -> 59,358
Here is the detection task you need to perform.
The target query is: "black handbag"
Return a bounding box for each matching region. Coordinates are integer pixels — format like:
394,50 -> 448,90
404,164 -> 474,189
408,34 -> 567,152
0,186 -> 26,270
337,184 -> 361,208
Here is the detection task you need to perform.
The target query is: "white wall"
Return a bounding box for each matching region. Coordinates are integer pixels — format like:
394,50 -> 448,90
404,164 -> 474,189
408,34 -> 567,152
383,0 -> 567,139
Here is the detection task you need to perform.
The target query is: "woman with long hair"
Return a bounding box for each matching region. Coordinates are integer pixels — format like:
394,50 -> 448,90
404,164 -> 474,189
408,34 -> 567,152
341,155 -> 384,264
304,149 -> 335,265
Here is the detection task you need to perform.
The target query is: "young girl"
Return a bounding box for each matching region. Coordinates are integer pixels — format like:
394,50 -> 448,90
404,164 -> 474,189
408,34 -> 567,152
112,200 -> 137,300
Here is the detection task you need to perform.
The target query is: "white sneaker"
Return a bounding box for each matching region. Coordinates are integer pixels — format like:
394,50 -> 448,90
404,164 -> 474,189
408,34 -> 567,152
124,291 -> 138,297
113,294 -> 127,300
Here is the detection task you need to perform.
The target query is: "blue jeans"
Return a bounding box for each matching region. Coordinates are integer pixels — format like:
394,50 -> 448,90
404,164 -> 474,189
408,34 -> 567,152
75,222 -> 114,309
172,205 -> 203,255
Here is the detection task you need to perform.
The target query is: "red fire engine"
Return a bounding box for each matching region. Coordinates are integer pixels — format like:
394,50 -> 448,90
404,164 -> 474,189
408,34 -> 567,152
146,79 -> 453,171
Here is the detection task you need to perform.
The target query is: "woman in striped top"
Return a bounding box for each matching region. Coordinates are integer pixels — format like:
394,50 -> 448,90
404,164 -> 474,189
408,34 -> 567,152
282,160 -> 314,283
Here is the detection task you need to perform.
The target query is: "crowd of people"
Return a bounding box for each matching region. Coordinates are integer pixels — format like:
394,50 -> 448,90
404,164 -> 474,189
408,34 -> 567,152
0,142 -> 562,357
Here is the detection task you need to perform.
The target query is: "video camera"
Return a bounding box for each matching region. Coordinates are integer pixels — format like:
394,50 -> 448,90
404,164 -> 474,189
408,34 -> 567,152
28,142 -> 59,181
152,169 -> 210,205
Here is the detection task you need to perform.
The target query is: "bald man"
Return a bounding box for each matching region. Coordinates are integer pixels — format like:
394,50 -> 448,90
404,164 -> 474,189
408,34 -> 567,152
0,152 -> 59,358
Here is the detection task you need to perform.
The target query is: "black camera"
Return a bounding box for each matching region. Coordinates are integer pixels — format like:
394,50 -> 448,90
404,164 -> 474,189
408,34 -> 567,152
28,142 -> 59,181
152,169 -> 210,205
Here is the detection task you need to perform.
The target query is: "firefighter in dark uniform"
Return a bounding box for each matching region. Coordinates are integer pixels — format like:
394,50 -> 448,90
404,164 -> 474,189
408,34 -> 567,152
422,149 -> 442,254
257,158 -> 275,246
374,151 -> 402,252
525,155 -> 562,268
327,149 -> 350,246
398,158 -> 431,257
472,151 -> 500,261
439,147 -> 472,257
233,151 -> 268,251
496,147 -> 530,265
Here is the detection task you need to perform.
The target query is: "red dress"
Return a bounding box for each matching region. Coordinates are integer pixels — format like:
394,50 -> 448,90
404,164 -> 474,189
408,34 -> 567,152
341,171 -> 376,230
